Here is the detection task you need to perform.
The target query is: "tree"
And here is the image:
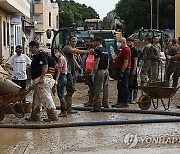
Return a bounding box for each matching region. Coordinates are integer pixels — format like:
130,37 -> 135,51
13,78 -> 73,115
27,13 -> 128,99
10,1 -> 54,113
57,0 -> 99,27
114,0 -> 175,36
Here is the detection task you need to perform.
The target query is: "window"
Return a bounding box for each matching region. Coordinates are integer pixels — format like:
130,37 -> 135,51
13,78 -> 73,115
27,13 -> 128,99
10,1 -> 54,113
7,23 -> 10,46
56,15 -> 59,28
3,21 -> 6,46
49,12 -> 51,27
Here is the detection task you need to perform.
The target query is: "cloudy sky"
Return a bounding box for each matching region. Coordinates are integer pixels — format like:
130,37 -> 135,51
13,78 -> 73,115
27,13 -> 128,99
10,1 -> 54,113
73,0 -> 119,18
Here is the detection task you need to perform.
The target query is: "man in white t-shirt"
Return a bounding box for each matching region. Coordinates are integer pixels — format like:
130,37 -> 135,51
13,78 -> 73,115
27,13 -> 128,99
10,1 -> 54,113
5,45 -> 31,102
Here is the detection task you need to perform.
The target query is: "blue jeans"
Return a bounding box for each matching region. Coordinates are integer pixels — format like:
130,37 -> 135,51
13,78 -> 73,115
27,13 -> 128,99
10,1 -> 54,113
57,73 -> 67,102
116,69 -> 130,104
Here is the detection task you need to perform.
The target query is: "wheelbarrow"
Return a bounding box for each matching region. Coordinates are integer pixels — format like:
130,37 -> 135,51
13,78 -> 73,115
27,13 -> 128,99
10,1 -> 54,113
138,85 -> 180,110
0,86 -> 34,122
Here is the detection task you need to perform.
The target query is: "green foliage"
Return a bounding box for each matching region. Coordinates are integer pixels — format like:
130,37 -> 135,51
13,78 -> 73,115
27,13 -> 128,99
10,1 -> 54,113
114,0 -> 175,37
56,0 -> 98,27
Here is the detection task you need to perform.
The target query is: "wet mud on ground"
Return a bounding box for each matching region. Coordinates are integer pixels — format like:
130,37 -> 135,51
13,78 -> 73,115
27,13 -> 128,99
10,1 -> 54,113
0,81 -> 180,153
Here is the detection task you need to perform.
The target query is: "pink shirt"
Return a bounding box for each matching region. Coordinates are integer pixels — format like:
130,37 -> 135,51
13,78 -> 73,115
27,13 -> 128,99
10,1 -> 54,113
58,55 -> 68,74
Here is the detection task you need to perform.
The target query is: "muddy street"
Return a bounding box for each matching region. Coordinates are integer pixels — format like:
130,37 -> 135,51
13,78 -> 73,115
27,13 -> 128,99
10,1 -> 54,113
0,81 -> 180,153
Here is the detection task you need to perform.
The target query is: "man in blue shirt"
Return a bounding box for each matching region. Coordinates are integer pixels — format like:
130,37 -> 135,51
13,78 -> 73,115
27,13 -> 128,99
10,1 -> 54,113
26,40 -> 58,122
92,37 -> 109,112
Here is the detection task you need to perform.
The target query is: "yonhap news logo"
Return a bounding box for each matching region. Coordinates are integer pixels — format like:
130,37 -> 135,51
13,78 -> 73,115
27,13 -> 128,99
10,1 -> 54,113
123,133 -> 180,148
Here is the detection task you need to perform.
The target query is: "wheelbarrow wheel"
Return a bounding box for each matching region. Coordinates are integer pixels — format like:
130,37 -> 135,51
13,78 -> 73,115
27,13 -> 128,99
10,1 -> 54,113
138,94 -> 151,110
0,107 -> 5,122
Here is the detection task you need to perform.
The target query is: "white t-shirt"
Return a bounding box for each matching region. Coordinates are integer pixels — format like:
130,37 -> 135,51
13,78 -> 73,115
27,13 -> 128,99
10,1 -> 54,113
6,54 -> 32,80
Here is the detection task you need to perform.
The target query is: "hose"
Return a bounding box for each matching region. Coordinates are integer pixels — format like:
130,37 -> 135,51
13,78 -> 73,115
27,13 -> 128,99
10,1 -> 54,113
0,118 -> 180,129
56,106 -> 180,117
0,106 -> 180,129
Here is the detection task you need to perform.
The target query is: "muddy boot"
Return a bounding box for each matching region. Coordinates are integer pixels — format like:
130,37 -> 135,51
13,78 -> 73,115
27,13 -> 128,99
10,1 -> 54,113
58,112 -> 67,117
102,97 -> 109,108
25,107 -> 41,122
43,108 -> 58,122
116,103 -> 129,108
84,101 -> 93,107
111,97 -> 121,107
92,97 -> 101,112
58,100 -> 67,117
66,96 -> 77,114
84,94 -> 93,107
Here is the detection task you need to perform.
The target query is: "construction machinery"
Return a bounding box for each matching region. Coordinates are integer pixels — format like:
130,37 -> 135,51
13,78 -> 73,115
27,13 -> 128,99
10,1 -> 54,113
85,18 -> 103,30
129,28 -> 172,52
47,13 -> 125,79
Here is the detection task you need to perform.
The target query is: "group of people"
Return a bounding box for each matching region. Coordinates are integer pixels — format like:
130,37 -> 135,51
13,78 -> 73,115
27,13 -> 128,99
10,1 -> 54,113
140,36 -> 180,88
3,35 -> 180,121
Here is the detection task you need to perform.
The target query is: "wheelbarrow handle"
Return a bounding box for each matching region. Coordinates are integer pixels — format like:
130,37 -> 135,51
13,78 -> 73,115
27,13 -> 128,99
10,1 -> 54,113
175,85 -> 180,93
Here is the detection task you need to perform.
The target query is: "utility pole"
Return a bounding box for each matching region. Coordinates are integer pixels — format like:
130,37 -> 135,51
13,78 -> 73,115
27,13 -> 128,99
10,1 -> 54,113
157,0 -> 160,29
30,0 -> 35,40
150,0 -> 153,29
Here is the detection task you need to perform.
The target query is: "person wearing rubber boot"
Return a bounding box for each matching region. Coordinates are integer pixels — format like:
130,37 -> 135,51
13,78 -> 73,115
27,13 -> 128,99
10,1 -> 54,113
112,37 -> 131,108
26,40 -> 58,122
84,38 -> 95,107
92,37 -> 109,112
127,37 -> 138,104
63,36 -> 93,114
54,47 -> 68,117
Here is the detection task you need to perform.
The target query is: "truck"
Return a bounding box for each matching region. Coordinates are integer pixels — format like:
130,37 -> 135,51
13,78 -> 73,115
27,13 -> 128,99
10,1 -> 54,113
47,27 -> 119,80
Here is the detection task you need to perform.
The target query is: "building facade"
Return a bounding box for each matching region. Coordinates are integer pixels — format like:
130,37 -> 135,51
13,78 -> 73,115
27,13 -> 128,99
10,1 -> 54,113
34,0 -> 59,48
175,0 -> 180,38
0,0 -> 30,60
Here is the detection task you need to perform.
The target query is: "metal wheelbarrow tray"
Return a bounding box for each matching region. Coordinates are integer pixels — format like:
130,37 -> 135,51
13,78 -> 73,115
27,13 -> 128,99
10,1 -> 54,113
138,85 -> 180,110
0,86 -> 33,122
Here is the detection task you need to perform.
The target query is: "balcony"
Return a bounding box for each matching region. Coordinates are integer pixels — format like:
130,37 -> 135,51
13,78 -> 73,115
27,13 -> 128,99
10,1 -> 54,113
0,0 -> 30,18
36,20 -> 43,24
35,24 -> 44,32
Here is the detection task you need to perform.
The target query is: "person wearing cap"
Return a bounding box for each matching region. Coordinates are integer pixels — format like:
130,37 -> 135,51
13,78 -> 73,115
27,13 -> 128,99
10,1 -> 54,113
62,36 -> 92,114
26,40 -> 58,122
5,45 -> 31,103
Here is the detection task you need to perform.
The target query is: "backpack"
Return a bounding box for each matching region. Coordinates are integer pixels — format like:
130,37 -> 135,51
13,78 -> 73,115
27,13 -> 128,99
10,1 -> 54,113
47,55 -> 57,76
37,49 -> 57,77
85,54 -> 95,72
